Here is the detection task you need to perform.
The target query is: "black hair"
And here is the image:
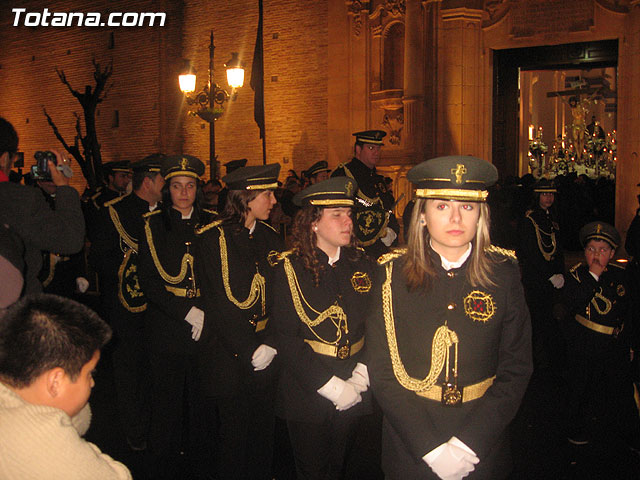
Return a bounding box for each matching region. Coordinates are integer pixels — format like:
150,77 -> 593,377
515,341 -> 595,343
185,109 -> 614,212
132,170 -> 161,192
0,294 -> 111,388
0,117 -> 19,156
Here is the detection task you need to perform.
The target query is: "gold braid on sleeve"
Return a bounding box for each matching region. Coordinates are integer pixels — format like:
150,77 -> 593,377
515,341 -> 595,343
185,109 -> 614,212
218,226 -> 266,313
109,205 -> 138,252
144,220 -> 194,284
382,261 -> 459,393
283,256 -> 348,344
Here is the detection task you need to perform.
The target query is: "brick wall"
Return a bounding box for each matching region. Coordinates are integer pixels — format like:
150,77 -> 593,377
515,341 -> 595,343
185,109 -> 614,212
181,0 -> 329,180
0,0 -> 181,191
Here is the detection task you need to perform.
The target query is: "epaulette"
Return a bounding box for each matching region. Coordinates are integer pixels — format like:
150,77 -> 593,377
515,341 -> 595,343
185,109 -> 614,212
524,209 -> 533,218
142,209 -> 162,219
195,219 -> 223,235
267,249 -> 295,267
90,188 -> 103,201
259,220 -> 278,233
377,247 -> 407,265
202,208 -> 218,216
104,193 -> 128,208
485,245 -> 517,262
608,261 -> 625,270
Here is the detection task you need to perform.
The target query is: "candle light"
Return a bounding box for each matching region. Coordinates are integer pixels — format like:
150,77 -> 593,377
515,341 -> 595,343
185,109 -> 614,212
529,125 -> 534,141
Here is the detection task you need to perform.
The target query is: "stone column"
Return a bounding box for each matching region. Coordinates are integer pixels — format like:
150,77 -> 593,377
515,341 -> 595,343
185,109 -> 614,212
403,0 -> 425,155
438,5 -> 484,156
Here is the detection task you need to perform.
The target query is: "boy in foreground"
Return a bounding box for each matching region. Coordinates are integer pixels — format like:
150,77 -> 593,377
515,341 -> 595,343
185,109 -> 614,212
0,294 -> 132,479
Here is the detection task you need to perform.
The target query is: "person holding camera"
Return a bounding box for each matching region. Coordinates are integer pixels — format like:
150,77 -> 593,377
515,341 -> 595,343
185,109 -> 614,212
0,117 -> 85,295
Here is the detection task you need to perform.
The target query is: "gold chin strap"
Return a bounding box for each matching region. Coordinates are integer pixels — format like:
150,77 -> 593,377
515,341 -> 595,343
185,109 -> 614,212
382,261 -> 459,393
283,255 -> 348,344
218,226 -> 266,314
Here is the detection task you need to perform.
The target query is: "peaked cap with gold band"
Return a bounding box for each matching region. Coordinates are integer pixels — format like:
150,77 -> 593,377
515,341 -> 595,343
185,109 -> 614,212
579,221 -> 620,249
353,129 -> 386,145
292,177 -> 358,207
407,155 -> 498,202
304,160 -> 330,178
533,178 -> 557,193
222,163 -> 281,190
161,154 -> 205,180
131,153 -> 165,173
103,160 -> 131,175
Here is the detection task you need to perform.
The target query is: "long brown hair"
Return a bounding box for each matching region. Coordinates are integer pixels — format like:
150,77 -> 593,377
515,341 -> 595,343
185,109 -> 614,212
402,199 -> 494,291
289,206 -> 359,286
219,189 -> 263,227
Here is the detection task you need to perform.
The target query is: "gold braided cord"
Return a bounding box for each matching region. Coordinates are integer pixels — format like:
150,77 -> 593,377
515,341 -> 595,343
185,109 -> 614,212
525,212 -> 556,261
144,219 -> 193,285
109,204 -> 138,252
218,226 -> 266,312
283,256 -> 347,344
414,188 -> 488,201
342,165 -> 381,206
382,261 -> 459,392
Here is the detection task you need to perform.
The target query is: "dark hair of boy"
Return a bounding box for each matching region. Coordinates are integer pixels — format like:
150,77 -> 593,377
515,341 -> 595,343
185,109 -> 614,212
0,294 -> 111,389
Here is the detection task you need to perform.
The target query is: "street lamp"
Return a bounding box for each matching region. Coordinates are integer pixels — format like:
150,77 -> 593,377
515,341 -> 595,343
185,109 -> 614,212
179,31 -> 244,179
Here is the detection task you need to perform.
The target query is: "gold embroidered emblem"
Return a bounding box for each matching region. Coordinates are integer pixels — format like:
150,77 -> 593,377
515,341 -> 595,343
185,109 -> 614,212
596,223 -> 602,234
181,157 -> 189,171
351,272 -> 371,293
345,180 -> 354,197
463,290 -> 495,322
451,164 -> 467,184
617,284 -> 626,296
591,288 -> 612,315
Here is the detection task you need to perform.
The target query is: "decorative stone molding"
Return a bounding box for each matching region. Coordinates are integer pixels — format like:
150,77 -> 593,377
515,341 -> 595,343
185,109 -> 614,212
482,0 -> 510,27
382,109 -> 404,145
441,7 -> 484,22
347,1 -> 369,36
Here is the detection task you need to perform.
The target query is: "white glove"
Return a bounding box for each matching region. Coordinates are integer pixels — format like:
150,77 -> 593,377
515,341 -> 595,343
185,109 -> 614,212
548,273 -> 565,289
75,277 -> 89,293
317,376 -> 362,411
251,344 -> 277,371
423,436 -> 479,480
184,306 -> 204,341
380,228 -> 398,247
346,362 -> 369,393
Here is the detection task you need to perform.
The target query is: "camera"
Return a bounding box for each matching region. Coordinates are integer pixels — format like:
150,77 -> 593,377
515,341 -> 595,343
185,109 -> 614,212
30,151 -> 57,181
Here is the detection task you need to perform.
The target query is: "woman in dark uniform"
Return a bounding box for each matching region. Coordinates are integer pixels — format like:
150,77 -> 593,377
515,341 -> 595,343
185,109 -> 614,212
270,177 -> 374,479
367,156 -> 532,480
138,155 -> 216,479
196,164 -> 283,480
517,179 -> 565,368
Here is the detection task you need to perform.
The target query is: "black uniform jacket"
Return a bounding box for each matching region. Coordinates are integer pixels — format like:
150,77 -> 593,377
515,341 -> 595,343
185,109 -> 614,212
562,262 -> 634,349
517,206 -> 564,287
139,207 -> 216,354
88,192 -> 151,287
271,247 -> 374,423
85,187 -> 121,243
0,182 -> 84,293
367,247 -> 532,479
196,219 -> 284,397
332,158 -> 398,255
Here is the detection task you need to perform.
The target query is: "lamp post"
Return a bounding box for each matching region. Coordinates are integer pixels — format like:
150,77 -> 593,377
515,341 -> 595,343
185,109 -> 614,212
179,31 -> 244,179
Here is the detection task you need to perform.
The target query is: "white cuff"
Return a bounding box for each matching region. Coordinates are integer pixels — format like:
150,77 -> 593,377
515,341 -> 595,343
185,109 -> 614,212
448,436 -> 476,457
317,376 -> 346,403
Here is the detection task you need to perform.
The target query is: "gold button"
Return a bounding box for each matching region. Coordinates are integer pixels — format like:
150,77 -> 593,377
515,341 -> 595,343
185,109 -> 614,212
447,272 -> 455,278
447,303 -> 456,310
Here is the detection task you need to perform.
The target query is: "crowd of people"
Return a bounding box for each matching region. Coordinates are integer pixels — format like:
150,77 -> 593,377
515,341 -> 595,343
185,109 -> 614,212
0,115 -> 639,480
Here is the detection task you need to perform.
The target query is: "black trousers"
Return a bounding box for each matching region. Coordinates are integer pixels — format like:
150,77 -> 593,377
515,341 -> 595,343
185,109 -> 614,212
144,349 -> 208,479
203,386 -> 276,480
286,414 -> 360,480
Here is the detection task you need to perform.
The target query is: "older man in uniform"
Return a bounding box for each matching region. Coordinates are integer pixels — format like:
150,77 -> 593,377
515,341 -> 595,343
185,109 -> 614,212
561,222 -> 640,454
332,130 -> 398,259
89,154 -> 165,451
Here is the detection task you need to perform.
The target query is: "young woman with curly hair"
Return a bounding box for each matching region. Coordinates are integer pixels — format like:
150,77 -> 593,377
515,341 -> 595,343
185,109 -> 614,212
270,176 -> 376,479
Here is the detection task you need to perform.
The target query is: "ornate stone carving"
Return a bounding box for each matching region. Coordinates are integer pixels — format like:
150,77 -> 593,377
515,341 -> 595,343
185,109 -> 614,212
482,0 -> 510,27
347,1 -> 368,37
382,109 -> 404,145
383,0 -> 406,16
